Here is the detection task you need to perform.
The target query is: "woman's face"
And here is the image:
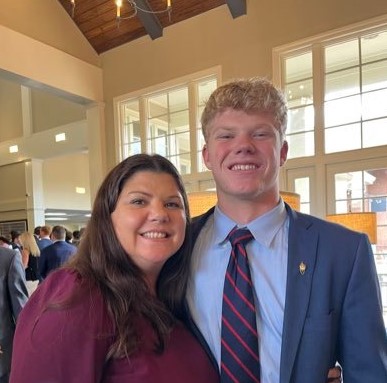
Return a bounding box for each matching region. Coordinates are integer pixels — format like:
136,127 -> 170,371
111,171 -> 186,282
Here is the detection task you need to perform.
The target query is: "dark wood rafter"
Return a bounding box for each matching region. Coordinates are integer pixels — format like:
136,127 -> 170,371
225,0 -> 246,18
134,0 -> 163,40
57,0 -> 244,54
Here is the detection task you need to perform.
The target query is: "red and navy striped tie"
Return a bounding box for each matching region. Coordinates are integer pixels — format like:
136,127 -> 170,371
221,226 -> 260,383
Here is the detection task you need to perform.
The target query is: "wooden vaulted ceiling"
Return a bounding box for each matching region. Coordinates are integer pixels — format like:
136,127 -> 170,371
57,0 -> 246,54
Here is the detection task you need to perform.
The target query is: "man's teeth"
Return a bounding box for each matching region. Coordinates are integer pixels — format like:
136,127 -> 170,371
231,164 -> 257,171
142,232 -> 167,239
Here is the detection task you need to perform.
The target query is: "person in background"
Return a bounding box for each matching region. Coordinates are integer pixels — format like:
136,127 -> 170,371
33,226 -> 41,243
187,78 -> 386,382
10,154 -> 219,383
71,230 -> 81,247
0,236 -> 12,249
65,228 -> 73,244
37,225 -> 52,252
9,232 -> 21,253
38,225 -> 77,280
0,246 -> 28,383
18,231 -> 40,296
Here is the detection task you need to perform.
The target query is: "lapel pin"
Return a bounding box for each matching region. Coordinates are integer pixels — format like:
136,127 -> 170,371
299,262 -> 306,275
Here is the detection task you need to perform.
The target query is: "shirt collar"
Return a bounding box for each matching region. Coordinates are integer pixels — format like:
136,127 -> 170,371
213,200 -> 288,247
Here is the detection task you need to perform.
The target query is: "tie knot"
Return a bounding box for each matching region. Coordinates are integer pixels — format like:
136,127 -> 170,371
228,226 -> 254,247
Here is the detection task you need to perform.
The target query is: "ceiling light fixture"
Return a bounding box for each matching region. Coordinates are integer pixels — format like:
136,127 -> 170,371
115,0 -> 172,24
55,133 -> 66,142
9,145 -> 19,153
69,1 -> 172,24
70,0 -> 75,17
326,212 -> 377,244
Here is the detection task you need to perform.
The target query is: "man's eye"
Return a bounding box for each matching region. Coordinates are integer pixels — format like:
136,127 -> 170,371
253,131 -> 271,138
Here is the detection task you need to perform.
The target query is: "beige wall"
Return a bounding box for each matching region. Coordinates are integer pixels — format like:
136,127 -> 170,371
31,88 -> 86,133
101,0 -> 387,170
0,77 -> 23,140
0,0 -> 99,66
0,161 -> 28,222
43,153 -> 91,211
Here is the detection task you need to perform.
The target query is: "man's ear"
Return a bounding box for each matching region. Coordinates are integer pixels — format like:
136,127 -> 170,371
280,140 -> 288,167
202,144 -> 212,170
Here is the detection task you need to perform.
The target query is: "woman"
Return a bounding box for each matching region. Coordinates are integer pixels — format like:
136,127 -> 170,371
10,154 -> 219,383
18,231 -> 40,296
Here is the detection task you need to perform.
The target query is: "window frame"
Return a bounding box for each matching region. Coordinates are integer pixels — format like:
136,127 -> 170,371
113,66 -> 221,177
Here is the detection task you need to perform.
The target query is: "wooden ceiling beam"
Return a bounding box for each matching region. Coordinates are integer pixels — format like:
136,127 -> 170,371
135,0 -> 163,40
225,0 -> 246,18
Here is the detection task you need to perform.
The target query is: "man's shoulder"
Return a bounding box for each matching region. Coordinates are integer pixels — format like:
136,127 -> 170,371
191,207 -> 215,242
0,246 -> 16,262
0,246 -> 17,256
57,241 -> 77,255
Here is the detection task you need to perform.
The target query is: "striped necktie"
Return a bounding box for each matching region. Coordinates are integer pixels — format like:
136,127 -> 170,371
221,226 -> 260,383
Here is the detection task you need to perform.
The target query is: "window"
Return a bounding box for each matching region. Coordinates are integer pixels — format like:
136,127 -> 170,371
276,21 -> 387,159
332,167 -> 387,326
197,78 -> 218,172
284,52 -> 315,158
324,31 -> 387,153
120,100 -> 141,158
274,16 -> 387,327
115,69 -> 219,175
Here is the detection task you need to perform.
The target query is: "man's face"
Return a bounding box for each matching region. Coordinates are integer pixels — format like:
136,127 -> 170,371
202,108 -> 288,204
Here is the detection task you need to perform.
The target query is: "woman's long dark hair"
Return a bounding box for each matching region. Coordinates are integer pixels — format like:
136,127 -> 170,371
67,154 -> 192,358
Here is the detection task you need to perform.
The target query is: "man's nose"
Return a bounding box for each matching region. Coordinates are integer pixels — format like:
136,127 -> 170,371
234,135 -> 256,153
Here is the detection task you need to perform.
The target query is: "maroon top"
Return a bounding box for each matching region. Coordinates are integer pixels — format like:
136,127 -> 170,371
10,269 -> 219,383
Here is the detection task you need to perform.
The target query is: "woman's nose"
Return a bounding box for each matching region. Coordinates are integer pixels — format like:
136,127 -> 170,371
149,202 -> 169,222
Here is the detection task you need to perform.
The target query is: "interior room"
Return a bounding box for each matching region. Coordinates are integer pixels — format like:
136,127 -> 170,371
0,0 -> 387,328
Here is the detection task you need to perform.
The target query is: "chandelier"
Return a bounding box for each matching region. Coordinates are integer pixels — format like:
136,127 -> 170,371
70,1 -> 172,22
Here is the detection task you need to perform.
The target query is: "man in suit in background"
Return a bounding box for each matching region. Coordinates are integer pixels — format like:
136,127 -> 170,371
187,78 -> 386,382
39,225 -> 76,280
0,247 -> 28,383
36,225 -> 52,252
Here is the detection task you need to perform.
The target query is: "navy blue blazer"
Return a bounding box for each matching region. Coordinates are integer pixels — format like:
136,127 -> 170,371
39,241 -> 77,279
189,205 -> 387,383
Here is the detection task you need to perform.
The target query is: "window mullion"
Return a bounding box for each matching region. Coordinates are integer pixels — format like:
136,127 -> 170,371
139,96 -> 147,153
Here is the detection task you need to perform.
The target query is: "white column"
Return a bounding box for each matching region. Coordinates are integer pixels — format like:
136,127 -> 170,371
24,159 -> 45,230
86,102 -> 106,204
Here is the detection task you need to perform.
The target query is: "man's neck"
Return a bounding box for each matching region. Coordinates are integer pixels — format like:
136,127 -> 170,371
217,194 -> 280,225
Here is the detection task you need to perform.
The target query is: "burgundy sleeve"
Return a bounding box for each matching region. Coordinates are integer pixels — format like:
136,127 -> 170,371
10,269 -> 115,383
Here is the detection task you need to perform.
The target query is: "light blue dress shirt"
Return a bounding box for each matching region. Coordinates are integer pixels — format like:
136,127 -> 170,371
187,201 -> 289,383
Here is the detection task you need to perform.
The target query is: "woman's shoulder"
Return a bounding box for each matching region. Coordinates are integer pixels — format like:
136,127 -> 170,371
21,268 -> 114,333
32,269 -> 107,316
38,268 -> 84,296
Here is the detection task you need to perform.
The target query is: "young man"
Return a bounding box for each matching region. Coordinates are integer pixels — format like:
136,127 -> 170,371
187,78 -> 387,382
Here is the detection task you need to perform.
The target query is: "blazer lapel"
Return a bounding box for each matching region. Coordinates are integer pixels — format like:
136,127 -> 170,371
280,206 -> 319,383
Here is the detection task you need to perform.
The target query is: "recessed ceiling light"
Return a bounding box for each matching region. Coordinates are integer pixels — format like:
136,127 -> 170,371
76,187 -> 86,194
55,133 -> 66,142
45,217 -> 68,221
9,145 -> 18,153
45,212 -> 67,216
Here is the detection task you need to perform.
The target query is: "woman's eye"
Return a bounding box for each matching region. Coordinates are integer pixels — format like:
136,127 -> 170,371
165,201 -> 182,209
131,198 -> 145,205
